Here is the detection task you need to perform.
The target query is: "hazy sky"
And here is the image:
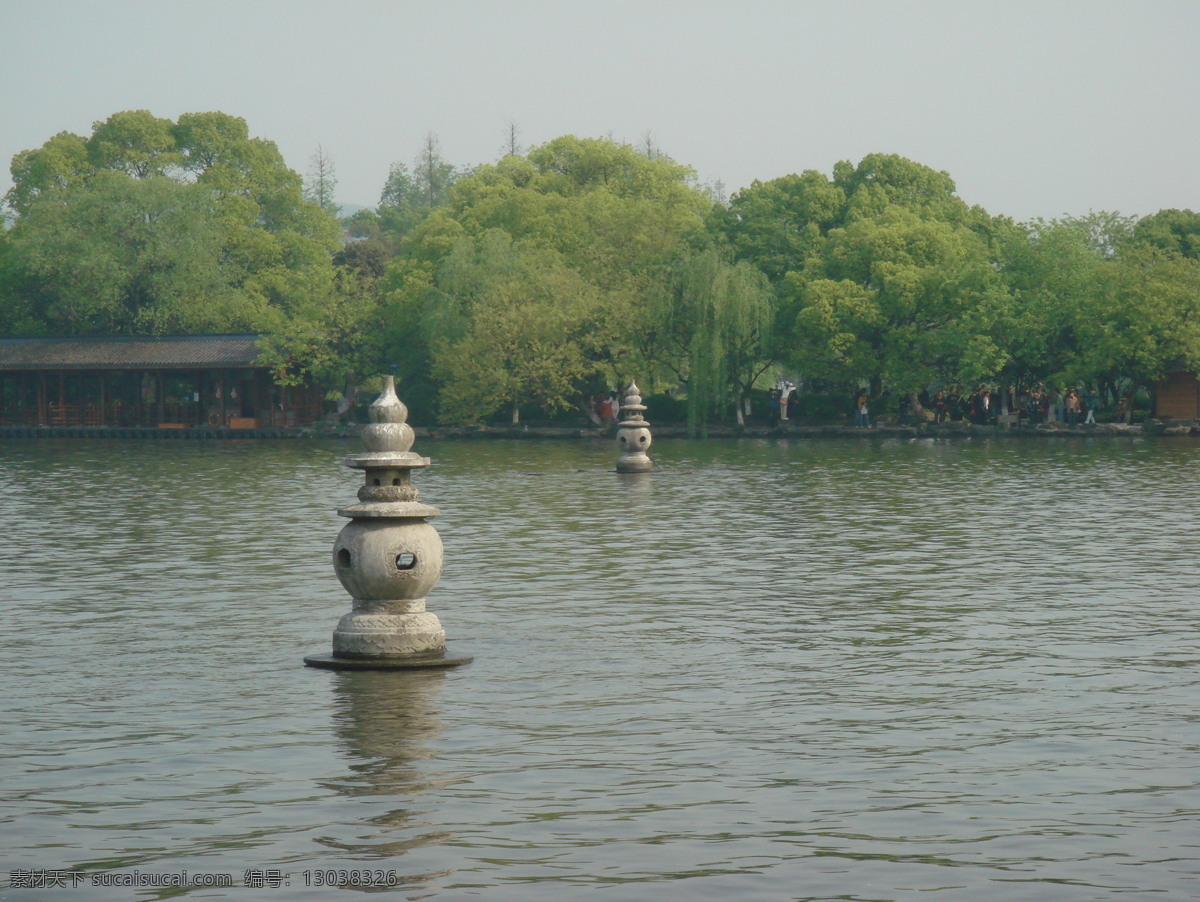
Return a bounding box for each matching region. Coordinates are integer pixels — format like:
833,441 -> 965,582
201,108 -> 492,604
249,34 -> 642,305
3,0 -> 1197,222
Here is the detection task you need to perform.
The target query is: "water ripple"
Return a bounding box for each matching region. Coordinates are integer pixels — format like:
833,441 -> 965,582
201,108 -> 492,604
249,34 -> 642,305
1,436 -> 1197,899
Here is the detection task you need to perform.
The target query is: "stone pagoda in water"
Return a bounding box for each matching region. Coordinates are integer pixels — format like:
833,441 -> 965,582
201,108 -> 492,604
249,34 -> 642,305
305,376 -> 471,670
615,381 -> 653,473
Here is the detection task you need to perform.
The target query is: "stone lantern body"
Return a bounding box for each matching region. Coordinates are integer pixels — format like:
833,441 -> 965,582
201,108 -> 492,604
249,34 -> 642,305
305,377 -> 470,670
615,381 -> 653,473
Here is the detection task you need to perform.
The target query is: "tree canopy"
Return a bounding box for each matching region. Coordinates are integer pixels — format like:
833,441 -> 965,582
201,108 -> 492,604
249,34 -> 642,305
376,135 -> 723,423
715,154 -> 1200,411
4,115 -> 1200,426
2,111 -> 348,361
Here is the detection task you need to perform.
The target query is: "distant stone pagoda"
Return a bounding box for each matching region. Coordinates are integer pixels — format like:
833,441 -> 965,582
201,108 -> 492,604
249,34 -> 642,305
615,381 -> 653,473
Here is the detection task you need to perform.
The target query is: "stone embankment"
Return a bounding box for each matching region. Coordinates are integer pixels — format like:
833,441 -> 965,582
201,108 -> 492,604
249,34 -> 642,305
432,418 -> 1200,439
4,420 -> 1199,440
0,424 -> 294,439
414,420 -> 1172,439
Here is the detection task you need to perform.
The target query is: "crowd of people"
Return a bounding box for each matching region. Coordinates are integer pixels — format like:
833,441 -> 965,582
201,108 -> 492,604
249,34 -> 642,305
917,386 -> 1110,426
591,383 -> 1130,428
782,383 -> 1128,428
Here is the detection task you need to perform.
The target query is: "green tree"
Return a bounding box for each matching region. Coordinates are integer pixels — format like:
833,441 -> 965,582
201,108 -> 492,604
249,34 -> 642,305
255,262 -> 385,396
423,232 -> 598,423
373,136 -> 463,249
87,110 -> 179,179
1085,245 -> 1200,385
834,152 -> 970,225
990,212 -> 1200,406
376,162 -> 424,240
384,135 -> 713,420
995,217 -> 1113,388
4,131 -> 91,216
646,246 -> 776,432
341,207 -> 383,242
714,171 -> 843,280
1132,208 -> 1200,259
1056,210 -> 1138,258
5,172 -> 252,334
173,110 -> 256,172
790,209 -> 1009,394
716,153 -> 1012,414
4,111 -> 341,346
413,132 -> 458,209
0,226 -> 37,335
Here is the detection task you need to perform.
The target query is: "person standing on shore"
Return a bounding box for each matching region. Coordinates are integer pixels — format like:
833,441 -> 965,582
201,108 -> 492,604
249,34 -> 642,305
1117,389 -> 1133,424
779,382 -> 795,422
767,387 -> 781,425
1065,389 -> 1081,425
854,390 -> 870,428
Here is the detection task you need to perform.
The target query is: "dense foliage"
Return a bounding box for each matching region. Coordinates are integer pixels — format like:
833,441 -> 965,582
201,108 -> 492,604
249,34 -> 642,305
4,111 -> 1200,425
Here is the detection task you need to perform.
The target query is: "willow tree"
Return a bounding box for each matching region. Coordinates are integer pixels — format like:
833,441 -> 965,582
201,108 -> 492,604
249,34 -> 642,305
649,247 -> 775,434
427,233 -> 599,424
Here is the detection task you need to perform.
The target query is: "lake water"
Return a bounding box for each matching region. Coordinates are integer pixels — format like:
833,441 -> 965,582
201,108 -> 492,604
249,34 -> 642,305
1,435 -> 1198,900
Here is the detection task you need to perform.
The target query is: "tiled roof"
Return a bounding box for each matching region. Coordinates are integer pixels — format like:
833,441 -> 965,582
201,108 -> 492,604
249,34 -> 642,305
0,334 -> 265,370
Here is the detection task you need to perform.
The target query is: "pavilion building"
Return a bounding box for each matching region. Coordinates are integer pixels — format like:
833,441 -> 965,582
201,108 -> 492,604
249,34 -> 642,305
1154,369 -> 1200,420
0,334 -> 325,430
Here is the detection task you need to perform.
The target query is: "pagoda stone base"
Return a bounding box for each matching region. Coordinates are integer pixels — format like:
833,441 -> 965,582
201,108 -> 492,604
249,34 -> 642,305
330,609 -> 444,657
616,453 -> 652,473
303,648 -> 473,671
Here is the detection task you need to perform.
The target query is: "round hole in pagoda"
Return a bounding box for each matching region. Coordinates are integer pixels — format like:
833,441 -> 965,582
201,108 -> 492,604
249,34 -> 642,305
396,552 -> 417,570
337,549 -> 351,568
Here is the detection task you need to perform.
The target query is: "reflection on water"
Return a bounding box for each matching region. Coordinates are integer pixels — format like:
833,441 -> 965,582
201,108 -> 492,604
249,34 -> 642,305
329,671 -> 447,796
1,436 -> 1198,900
318,671 -> 456,875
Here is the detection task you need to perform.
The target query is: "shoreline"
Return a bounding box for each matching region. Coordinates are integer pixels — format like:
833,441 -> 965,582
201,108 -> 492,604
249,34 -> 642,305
0,420 -> 1194,441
